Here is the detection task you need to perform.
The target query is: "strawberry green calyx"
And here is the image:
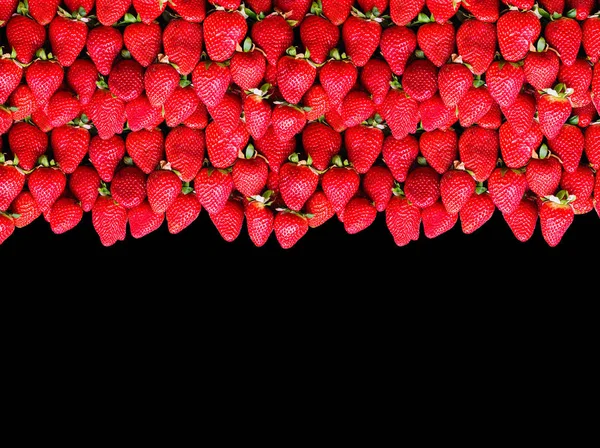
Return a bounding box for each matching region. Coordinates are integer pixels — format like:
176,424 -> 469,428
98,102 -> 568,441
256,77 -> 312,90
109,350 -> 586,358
37,155 -> 56,168
179,75 -> 191,88
16,0 -> 29,16
275,207 -> 313,219
364,114 -> 385,130
123,156 -> 134,166
246,83 -> 272,98
452,161 -> 476,178
98,182 -> 111,197
96,75 -> 109,90
249,190 -> 275,206
286,46 -> 312,61
544,190 -> 576,205
417,156 -> 428,166
0,211 -> 20,220
567,115 -> 579,125
541,83 -> 574,98
35,48 -> 55,62
310,1 -> 323,16
389,76 -> 403,90
533,37 -> 548,53
243,143 -> 257,159
351,6 -> 384,21
392,182 -> 405,197
328,48 -> 349,61
57,5 -> 90,21
1,48 -> 18,60
273,100 -> 312,113
181,182 -> 194,195
475,183 -> 487,195
473,75 -> 485,88
242,7 -> 266,22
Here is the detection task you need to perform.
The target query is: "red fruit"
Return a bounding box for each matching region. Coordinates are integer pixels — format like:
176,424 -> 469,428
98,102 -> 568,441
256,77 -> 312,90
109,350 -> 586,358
420,129 -> 457,175
460,192 -> 495,234
459,127 -> 499,182
85,89 -> 126,140
324,108 -> 346,132
305,191 -> 335,228
0,59 -> 21,104
319,58 -> 358,108
584,125 -> 600,170
144,63 -> 180,107
421,200 -> 458,238
87,26 -> 122,76
475,102 -> 501,130
271,104 -> 306,142
204,10 -> 247,62
11,191 -> 40,228
164,86 -> 200,127
6,15 -> 46,64
8,85 -> 36,121
582,17 -> 600,64
194,168 -> 234,214
402,59 -> 439,103
558,59 -> 593,108
547,124 -> 584,172
539,0 -> 565,14
209,199 -> 244,242
124,22 -> 162,68
192,61 -> 231,108
560,165 -> 595,214
497,11 -> 541,62
456,19 -> 496,76
382,135 -> 419,183
31,108 -> 53,133
69,165 -> 100,212
28,165 -> 66,213
51,125 -> 90,174
127,201 -> 164,238
437,63 -> 473,109
207,121 -> 250,170
440,169 -> 476,214
48,15 -> 87,67
0,161 -> 25,211
46,91 -> 81,128
340,91 -> 375,128
0,214 -> 15,244
245,200 -> 274,247
64,0 -> 95,14
499,121 -> 543,169
107,60 -> 144,103
163,19 -> 203,76
96,0 -> 131,26
166,192 -> 201,234
0,109 -> 12,135
417,22 -> 455,68
523,50 -> 560,91
501,93 -> 536,135
379,25 -> 416,76
279,161 -> 319,211
361,59 -> 392,106
183,102 -> 209,129
573,102 -> 597,128
165,127 -> 205,182
385,194 -> 420,246
207,92 -> 242,135
89,135 -> 125,182
457,86 -> 493,128
126,130 -> 163,174
0,0 -> 18,26
26,60 -> 64,108
251,14 -> 294,66
545,18 -> 582,67
568,0 -> 595,21
111,166 -> 147,209
254,126 -> 296,173
67,59 -> 97,106
486,61 -> 525,108
539,198 -> 574,247
321,164 -> 360,214
526,155 -> 562,197
503,197 -> 538,242
230,47 -> 266,91
8,122 -> 48,171
462,0 -> 498,22
405,166 -> 440,209
300,14 -> 339,65
321,0 -> 353,26
243,92 -> 271,140
537,92 -> 572,139
302,122 -> 341,171
147,169 -> 182,214
92,195 -> 128,246
343,198 -> 376,234
487,168 -> 528,214
232,155 -> 269,198
345,125 -> 384,174
47,198 -> 83,235
342,15 -> 381,67
363,166 -> 394,212
277,54 -> 317,104
125,94 -> 163,132
274,211 -> 308,249
133,0 -> 167,24
380,88 -> 420,140
425,0 -> 458,24
389,0 -> 423,26
169,0 -> 206,22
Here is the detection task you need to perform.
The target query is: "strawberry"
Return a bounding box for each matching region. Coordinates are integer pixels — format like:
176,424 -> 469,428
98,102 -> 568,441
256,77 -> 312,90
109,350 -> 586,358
6,14 -> 46,64
539,192 -> 575,247
64,0 -> 95,14
497,11 -> 541,62
207,92 -> 242,135
204,10 -> 247,62
123,22 -> 162,68
273,0 -> 311,24
89,135 -> 125,182
342,13 -> 381,67
271,103 -> 307,141
526,146 -> 562,197
125,94 -> 163,132
421,95 -> 455,133
241,92 -> 270,141
85,89 -> 126,140
558,59 -> 593,108
244,198 -> 274,247
144,63 -> 180,107
274,210 -> 308,248
584,125 -> 600,170
92,194 -> 128,246
537,87 -> 573,139
380,87 -> 419,140
230,39 -> 266,91
440,169 -> 476,214
46,91 -> 81,128
462,0 -> 498,22
111,166 -> 147,209
6,85 -> 35,123
96,0 -> 131,25
402,59 -> 438,103
51,125 -> 90,174
69,165 -> 100,211
146,168 -> 181,214
8,122 -> 48,171
157,86 -> 196,127
488,167 -> 528,215
420,129 -> 457,175
524,48 -> 560,91
133,0 -> 166,24
232,147 -> 269,197
194,167 -> 234,214
460,191 -> 495,235
425,0 -> 458,23
499,121 -> 543,169
26,59 -> 64,108
28,159 -> 67,213
0,0 -> 18,26
107,60 -> 144,102
48,15 -> 87,68
421,200 -> 458,238
560,164 -> 595,214
457,86 -> 493,128
456,19 -> 496,76
302,122 -> 341,171
11,191 -> 40,228
86,26 -> 123,76
405,166 -> 440,209
486,61 -> 524,108
567,0 -> 595,21
437,62 -> 472,109
501,93 -> 536,135
382,135 -> 419,183
166,190 -> 201,234
192,61 -> 231,108
573,102 -> 597,128
321,0 -> 353,26
459,126 -> 499,182
0,214 -> 15,244
502,197 -> 538,242
319,55 -> 358,109
300,9 -> 339,64
169,0 -> 206,22
163,19 -> 203,76
582,17 -> 600,64
341,91 -> 375,128
165,126 -> 205,182
279,157 -> 319,211
254,126 -> 296,173
321,159 -> 360,214
0,108 -> 12,135
209,199 -> 244,242
360,59 -> 392,106
31,108 -> 54,133
545,18 -> 582,67
363,166 -> 394,212
277,49 -> 317,104
475,101 -> 501,130
379,25 -> 416,76
539,0 -> 565,14
251,13 -> 294,66
128,200 -> 164,238
305,190 -> 335,227
547,124 -> 584,172
0,58 -> 21,104
126,129 -> 163,174
385,191 -> 421,246
48,198 -> 83,235
342,198 -> 376,234
183,102 -> 209,129
0,156 -> 25,211
417,21 -> 454,68
345,124 -> 384,174
67,59 -> 97,106
324,108 -> 346,132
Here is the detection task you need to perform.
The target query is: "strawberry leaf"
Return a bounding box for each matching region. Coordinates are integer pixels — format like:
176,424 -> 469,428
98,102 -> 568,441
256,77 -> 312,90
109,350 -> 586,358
567,115 -> 579,125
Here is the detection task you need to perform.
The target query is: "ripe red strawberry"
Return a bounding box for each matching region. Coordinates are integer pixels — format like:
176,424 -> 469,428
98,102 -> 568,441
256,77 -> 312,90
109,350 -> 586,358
0,108 -> 12,135
361,59 -> 392,106
207,91 -> 243,134
205,121 -> 248,171
584,125 -> 600,170
6,14 -> 46,64
251,13 -> 294,66
166,191 -> 201,234
48,15 -> 87,67
488,167 -> 528,214
486,62 -> 524,108
526,152 -> 562,198
539,0 -> 565,14
502,197 -> 537,242
385,192 -> 421,246
475,101 -> 501,130
321,161 -> 360,214
437,62 -> 472,109
300,11 -> 339,65
460,191 -> 495,235
456,19 -> 496,76
11,191 -> 40,228
66,59 -> 97,106
0,0 -> 18,26
568,0 -> 595,21
26,60 -> 64,108
539,194 -> 575,247
111,166 -> 147,209
0,158 -> 25,211
194,167 -> 234,214
231,41 -> 266,91
363,166 -> 394,212
8,122 -> 48,171
324,108 -> 346,132
271,104 -> 307,142
146,169 -> 181,214
96,0 -> 131,25
305,190 -> 335,227
558,59 -> 593,108
537,89 -> 573,139
232,150 -> 268,198
165,126 -> 205,182
89,135 -> 125,182
163,19 -> 203,76
243,198 -> 273,247
319,57 -> 358,108
382,135 -> 418,183
422,200 -> 458,238
163,86 -> 199,127
47,198 -> 83,235
28,163 -> 67,213
86,26 -> 123,76
340,91 -> 374,128
462,0 -> 498,22
426,0 -> 458,23
417,21 -> 454,68
51,125 -> 90,174
440,169 -> 475,214
279,159 -> 319,211
380,25 -> 417,77
64,0 -> 95,14
107,60 -> 144,102
69,165 -> 100,212
302,122 -> 341,171
144,63 -> 180,107
524,49 -> 560,91
209,199 -> 244,242
560,165 -> 595,214
46,91 -> 81,128
342,197 -> 376,234
547,124 -> 584,172
545,18 -> 582,67
8,85 -> 36,121
277,51 -> 317,104
31,108 -> 53,133
380,87 -> 419,140
321,0 -> 353,26
273,0 -> 311,24
92,194 -> 128,246
0,59 -> 21,104
419,129 -> 457,175
497,11 -> 541,62
342,14 -> 381,67
126,129 -> 164,174
402,59 -> 439,103
457,86 -> 493,128
405,166 -> 440,209
501,93 -> 536,135
133,0 -> 166,24
123,22 -> 161,68
169,0 -> 206,22
345,125 -> 384,174
204,10 -> 247,62
459,126 -> 499,182
183,102 -> 209,129
128,200 -> 164,238
0,214 -> 15,244
192,61 -> 231,108
243,91 -> 271,140
499,121 -> 543,169
85,89 -> 126,140
573,102 -> 596,128
125,94 -> 163,132
582,17 -> 600,64
274,210 -> 308,248
254,126 -> 296,173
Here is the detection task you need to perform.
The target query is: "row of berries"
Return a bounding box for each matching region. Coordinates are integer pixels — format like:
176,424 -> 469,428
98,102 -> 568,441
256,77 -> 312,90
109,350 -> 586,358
0,0 -> 599,248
